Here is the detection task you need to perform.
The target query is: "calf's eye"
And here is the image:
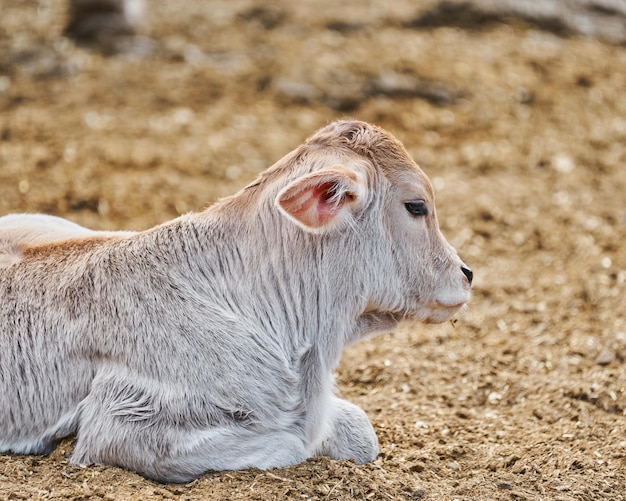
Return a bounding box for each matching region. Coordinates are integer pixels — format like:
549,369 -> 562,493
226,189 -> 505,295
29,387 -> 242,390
405,201 -> 429,217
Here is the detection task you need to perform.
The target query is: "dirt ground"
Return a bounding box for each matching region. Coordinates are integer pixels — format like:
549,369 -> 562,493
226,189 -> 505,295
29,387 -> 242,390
1,1 -> 625,499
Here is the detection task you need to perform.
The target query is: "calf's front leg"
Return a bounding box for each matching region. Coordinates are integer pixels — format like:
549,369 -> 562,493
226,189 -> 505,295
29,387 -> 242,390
71,374 -> 309,483
314,397 -> 379,464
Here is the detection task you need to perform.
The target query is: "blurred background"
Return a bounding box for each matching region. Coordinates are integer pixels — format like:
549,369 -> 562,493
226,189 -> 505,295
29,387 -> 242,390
1,1 -> 625,499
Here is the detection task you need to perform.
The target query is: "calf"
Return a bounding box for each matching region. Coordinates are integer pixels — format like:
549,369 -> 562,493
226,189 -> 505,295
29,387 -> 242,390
0,120 -> 472,483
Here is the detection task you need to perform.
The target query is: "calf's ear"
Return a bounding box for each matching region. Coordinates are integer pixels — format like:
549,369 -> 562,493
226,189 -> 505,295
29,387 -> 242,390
275,166 -> 367,232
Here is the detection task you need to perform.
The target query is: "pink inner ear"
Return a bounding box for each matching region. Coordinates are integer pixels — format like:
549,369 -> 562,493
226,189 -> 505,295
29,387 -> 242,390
282,181 -> 346,229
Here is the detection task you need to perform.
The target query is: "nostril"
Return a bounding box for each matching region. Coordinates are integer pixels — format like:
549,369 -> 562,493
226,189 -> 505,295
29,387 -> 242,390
461,266 -> 473,286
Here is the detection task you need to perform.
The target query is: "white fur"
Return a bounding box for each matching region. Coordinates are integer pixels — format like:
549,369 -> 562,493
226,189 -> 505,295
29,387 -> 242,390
0,121 -> 471,483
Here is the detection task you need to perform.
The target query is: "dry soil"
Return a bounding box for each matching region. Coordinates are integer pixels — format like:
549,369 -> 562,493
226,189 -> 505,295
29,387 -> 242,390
1,1 -> 625,499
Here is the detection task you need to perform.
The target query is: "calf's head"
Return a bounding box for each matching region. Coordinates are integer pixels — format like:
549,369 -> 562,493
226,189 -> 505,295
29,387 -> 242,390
264,120 -> 471,325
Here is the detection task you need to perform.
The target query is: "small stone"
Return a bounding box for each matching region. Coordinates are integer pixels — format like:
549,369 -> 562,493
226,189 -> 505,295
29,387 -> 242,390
410,463 -> 426,473
0,76 -> 11,93
497,481 -> 513,490
412,487 -> 426,498
371,71 -> 420,96
151,487 -> 175,498
595,349 -> 614,366
274,79 -> 320,103
225,165 -> 243,180
488,391 -> 502,404
552,153 -> 575,173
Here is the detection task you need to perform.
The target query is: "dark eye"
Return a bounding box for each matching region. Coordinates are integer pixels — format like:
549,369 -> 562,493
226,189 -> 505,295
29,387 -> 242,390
405,201 -> 429,217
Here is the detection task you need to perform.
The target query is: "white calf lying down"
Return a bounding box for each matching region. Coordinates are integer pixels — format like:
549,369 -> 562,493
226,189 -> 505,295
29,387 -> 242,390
0,120 -> 472,483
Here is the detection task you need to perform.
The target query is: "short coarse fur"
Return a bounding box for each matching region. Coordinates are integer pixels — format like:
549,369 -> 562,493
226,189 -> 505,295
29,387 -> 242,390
0,120 -> 471,483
